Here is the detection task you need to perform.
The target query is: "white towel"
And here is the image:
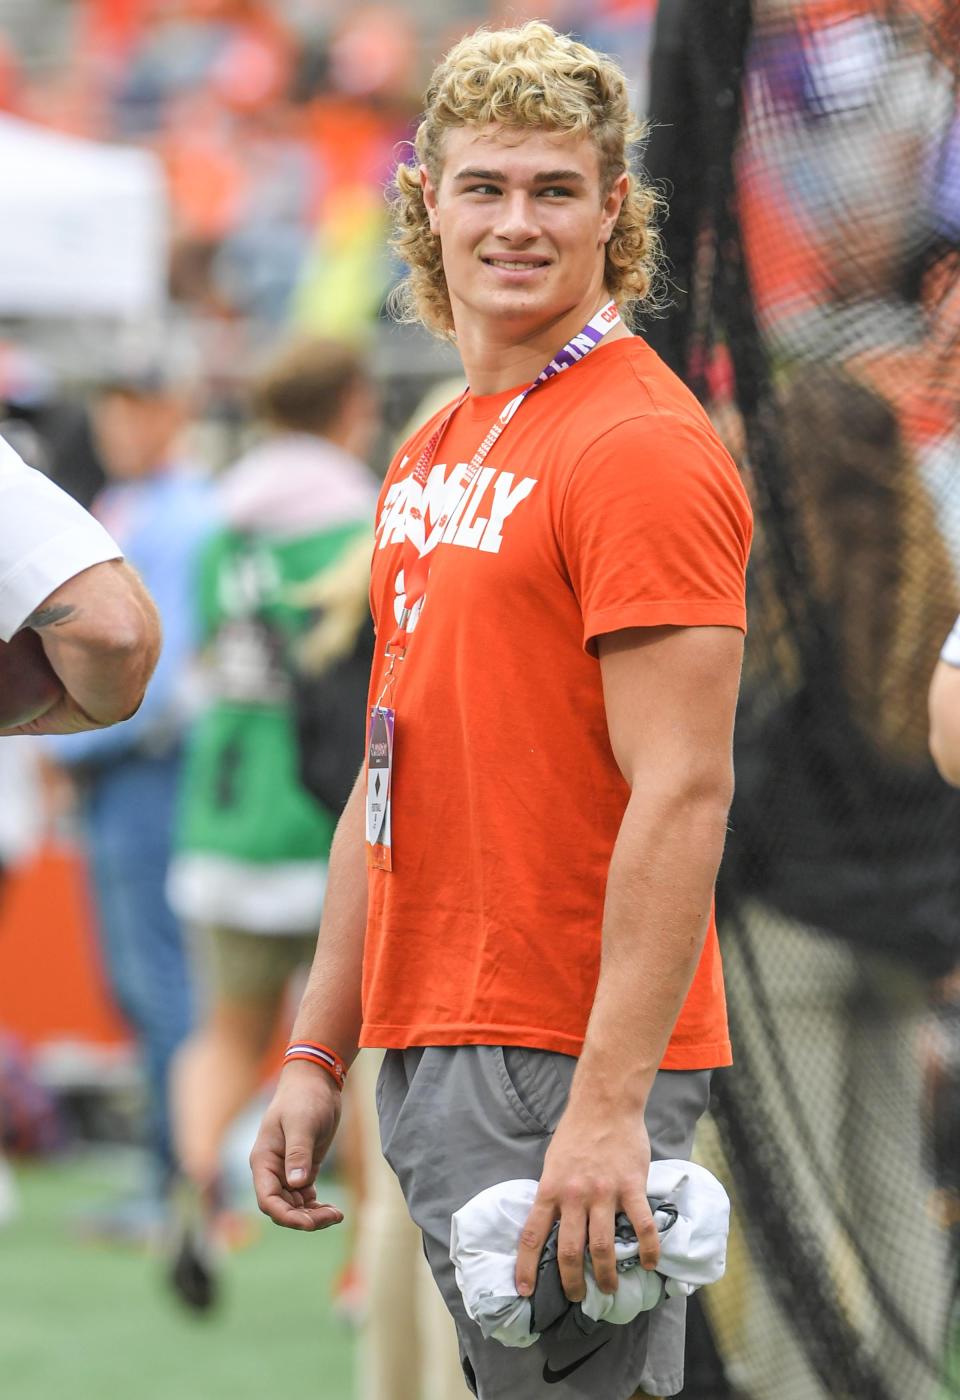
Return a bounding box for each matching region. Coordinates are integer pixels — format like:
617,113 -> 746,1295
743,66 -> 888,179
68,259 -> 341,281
450,1159 -> 730,1348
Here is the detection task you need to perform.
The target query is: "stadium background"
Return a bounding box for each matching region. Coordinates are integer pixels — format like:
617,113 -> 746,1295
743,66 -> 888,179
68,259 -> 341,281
0,2 -> 957,1398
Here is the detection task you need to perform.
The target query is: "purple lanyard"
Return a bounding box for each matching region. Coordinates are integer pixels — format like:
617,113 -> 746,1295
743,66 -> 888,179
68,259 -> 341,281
391,299 -> 622,654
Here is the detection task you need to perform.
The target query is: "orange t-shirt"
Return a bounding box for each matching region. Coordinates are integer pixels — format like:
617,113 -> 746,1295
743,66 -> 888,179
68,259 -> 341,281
360,336 -> 753,1069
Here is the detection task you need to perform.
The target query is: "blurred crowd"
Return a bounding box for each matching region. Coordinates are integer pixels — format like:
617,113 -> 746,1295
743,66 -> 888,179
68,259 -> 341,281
3,0 -> 421,338
0,0 -> 657,351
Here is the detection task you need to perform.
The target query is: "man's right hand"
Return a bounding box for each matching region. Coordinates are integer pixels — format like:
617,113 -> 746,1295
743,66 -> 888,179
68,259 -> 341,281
250,1062 -> 345,1231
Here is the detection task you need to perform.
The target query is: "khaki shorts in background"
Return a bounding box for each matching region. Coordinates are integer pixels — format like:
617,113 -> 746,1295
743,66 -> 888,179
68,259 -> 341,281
377,1046 -> 713,1400
192,925 -> 318,1003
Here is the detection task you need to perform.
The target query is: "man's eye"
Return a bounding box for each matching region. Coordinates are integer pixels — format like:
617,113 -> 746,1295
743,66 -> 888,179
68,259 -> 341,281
540,187 -> 573,198
467,184 -> 501,196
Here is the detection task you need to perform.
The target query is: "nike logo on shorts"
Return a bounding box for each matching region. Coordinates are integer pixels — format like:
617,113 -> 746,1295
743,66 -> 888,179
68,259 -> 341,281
542,1339 -> 611,1384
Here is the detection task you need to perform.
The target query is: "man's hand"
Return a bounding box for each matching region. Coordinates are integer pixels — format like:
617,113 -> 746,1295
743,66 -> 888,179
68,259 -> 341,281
250,1062 -> 345,1232
250,772 -> 367,1231
514,1103 -> 658,1302
1,690 -> 109,738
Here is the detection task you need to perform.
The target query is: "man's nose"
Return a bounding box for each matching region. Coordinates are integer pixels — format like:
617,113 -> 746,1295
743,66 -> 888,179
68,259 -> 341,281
492,192 -> 541,242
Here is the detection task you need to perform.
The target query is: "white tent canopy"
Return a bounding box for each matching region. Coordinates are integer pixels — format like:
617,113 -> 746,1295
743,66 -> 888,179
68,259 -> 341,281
0,114 -> 167,318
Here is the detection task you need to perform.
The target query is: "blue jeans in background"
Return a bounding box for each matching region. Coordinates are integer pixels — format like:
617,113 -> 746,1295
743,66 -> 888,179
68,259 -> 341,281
83,751 -> 194,1189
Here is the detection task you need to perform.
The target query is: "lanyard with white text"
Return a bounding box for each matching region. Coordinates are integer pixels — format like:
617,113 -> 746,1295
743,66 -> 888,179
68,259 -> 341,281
365,297 -> 622,871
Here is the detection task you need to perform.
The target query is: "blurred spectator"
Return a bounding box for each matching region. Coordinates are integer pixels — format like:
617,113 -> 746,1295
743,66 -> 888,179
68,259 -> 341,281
551,0 -> 658,114
928,619 -> 960,1270
44,345 -> 216,1233
735,3 -> 960,556
310,374 -> 468,1400
929,616 -> 960,786
0,33 -> 23,115
108,1 -> 295,141
723,366 -> 959,1398
926,620 -> 960,1361
737,7 -> 953,358
0,742 -> 44,900
166,336 -> 379,1310
0,341 -> 106,509
207,102 -> 317,326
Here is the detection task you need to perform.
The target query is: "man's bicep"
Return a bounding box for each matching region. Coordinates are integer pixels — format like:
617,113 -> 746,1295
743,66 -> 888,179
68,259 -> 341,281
597,624 -> 744,790
559,416 -> 752,654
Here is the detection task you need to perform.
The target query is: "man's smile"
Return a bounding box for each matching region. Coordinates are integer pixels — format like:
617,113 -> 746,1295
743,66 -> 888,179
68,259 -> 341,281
481,256 -> 551,271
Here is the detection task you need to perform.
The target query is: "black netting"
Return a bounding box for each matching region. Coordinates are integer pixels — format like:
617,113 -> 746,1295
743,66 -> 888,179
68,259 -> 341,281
644,2 -> 960,1396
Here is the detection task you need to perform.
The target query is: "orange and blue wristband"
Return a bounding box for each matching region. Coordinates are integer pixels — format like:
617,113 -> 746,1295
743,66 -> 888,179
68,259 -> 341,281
283,1040 -> 346,1091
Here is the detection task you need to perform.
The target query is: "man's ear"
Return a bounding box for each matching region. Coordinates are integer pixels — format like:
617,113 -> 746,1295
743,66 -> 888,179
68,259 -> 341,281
600,171 -> 630,244
420,164 -> 441,235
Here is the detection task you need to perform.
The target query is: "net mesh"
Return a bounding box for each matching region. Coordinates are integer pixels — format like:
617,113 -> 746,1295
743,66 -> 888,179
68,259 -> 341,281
643,2 -> 960,1396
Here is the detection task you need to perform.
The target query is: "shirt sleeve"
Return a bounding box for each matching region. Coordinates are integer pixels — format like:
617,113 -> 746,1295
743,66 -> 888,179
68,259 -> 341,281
941,616 -> 960,667
0,435 -> 122,641
558,412 -> 753,654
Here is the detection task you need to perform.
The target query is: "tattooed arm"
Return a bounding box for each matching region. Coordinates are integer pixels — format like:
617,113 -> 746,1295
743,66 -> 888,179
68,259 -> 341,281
3,561 -> 161,736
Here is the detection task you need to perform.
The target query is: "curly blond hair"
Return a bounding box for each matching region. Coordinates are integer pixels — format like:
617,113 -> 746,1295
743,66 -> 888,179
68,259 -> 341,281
388,21 -> 665,337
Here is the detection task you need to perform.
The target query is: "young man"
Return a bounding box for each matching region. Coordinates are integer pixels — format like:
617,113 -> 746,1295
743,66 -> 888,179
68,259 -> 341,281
250,22 -> 752,1400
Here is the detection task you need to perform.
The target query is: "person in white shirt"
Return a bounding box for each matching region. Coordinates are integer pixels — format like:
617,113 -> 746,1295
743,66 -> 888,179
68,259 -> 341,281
0,433 -> 160,736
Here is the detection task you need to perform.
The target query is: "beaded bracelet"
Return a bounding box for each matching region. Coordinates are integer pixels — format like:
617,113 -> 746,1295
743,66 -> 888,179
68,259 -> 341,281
283,1040 -> 347,1091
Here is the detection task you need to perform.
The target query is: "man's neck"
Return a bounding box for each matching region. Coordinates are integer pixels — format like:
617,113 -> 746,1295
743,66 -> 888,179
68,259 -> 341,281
454,291 -> 630,396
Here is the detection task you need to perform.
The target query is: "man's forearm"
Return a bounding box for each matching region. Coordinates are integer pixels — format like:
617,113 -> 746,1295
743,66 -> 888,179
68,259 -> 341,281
568,777 -> 732,1117
289,769 -> 369,1065
27,560 -> 160,727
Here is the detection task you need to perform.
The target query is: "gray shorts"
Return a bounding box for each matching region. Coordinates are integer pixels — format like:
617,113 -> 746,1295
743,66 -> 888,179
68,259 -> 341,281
376,1046 -> 713,1400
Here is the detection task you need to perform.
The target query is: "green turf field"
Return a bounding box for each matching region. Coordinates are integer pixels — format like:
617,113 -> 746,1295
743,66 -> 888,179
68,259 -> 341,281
4,1150 -> 955,1400
0,1151 -> 355,1400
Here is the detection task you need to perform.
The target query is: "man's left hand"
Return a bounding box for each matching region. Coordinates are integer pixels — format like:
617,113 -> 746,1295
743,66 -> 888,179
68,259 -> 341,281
514,1106 -> 659,1302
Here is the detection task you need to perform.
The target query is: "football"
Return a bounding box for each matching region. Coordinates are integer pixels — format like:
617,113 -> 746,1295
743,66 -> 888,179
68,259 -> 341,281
0,628 -> 64,728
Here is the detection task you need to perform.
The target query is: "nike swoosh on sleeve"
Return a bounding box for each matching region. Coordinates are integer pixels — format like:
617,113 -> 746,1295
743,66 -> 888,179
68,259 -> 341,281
542,1339 -> 611,1384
